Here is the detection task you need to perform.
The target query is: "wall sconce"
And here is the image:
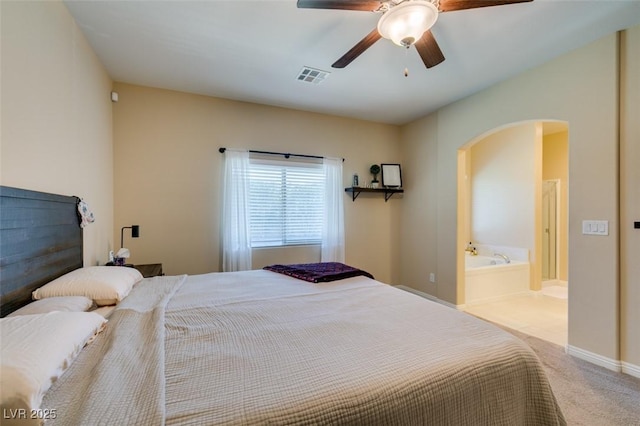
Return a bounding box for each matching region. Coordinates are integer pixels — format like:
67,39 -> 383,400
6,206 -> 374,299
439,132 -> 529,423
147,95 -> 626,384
121,225 -> 140,249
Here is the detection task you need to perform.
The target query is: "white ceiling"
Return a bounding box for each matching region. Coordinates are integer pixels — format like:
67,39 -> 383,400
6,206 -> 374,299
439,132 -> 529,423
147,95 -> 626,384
64,0 -> 640,125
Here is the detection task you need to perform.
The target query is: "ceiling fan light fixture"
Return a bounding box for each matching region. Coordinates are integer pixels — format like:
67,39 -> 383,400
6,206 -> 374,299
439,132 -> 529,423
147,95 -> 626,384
377,1 -> 438,47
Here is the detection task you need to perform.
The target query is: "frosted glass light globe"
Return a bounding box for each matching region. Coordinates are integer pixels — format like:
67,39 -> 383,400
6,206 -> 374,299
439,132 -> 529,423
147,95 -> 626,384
377,1 -> 438,47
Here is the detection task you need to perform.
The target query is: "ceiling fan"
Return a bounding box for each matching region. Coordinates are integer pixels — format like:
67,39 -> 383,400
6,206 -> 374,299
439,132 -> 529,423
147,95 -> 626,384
297,0 -> 533,70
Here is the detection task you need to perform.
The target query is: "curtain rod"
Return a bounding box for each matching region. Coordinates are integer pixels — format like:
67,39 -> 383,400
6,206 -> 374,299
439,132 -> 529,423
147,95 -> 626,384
218,147 -> 344,162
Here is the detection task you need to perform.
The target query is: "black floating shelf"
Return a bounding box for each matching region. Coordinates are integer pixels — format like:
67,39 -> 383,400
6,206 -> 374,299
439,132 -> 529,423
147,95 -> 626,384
345,187 -> 404,202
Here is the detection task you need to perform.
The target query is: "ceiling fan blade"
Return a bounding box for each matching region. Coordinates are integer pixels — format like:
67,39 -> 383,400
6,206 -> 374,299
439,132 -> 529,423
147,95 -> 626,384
297,0 -> 381,12
438,0 -> 532,13
415,30 -> 445,69
332,28 -> 381,68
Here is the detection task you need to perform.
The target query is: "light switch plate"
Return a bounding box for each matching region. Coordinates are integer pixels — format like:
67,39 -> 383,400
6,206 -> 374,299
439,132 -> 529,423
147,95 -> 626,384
582,220 -> 609,236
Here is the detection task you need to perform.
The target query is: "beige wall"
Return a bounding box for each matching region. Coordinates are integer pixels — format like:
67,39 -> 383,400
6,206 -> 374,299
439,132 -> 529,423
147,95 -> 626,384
620,26 -> 640,370
399,114 -> 439,296
112,83 -> 402,283
543,130 -> 569,281
401,30 -> 637,367
0,1 -> 113,266
470,124 -> 536,252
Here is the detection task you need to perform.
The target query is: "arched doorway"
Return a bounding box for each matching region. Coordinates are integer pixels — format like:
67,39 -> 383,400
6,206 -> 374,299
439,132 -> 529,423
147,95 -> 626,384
457,120 -> 569,346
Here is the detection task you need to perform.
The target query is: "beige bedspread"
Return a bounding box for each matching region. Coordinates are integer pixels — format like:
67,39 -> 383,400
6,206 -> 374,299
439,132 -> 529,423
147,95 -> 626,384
44,270 -> 565,425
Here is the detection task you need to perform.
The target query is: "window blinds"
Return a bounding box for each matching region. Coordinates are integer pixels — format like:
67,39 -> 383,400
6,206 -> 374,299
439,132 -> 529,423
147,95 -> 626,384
248,159 -> 324,248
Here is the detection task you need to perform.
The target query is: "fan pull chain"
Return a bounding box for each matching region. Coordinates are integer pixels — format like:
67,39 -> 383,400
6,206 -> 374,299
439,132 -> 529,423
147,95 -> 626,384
404,46 -> 410,77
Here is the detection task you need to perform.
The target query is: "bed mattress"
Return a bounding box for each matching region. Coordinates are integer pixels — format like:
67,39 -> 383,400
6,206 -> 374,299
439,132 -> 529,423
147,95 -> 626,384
43,270 -> 565,425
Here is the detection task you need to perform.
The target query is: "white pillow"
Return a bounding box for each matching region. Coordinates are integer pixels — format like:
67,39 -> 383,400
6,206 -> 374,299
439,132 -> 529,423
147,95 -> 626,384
7,296 -> 94,317
32,266 -> 143,306
0,312 -> 107,418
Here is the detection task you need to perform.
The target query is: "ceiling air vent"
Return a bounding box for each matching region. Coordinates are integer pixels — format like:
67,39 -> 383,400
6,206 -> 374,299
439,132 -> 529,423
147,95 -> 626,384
296,66 -> 330,84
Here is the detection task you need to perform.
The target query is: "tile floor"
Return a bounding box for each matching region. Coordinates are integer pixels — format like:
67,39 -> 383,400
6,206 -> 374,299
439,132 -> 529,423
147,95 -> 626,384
463,281 -> 568,347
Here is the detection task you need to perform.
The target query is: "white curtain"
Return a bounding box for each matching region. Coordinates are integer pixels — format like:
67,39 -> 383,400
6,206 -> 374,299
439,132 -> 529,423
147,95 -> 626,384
321,157 -> 345,262
221,149 -> 252,271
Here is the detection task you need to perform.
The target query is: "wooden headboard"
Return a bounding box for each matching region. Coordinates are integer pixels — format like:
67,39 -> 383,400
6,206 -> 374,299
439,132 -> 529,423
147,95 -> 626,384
0,186 -> 83,317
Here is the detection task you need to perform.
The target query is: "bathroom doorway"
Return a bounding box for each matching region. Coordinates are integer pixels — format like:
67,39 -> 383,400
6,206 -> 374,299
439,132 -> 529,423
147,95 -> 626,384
459,120 -> 569,347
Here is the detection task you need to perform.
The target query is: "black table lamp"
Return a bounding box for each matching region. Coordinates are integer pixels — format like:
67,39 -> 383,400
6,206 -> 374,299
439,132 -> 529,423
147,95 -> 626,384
121,225 -> 140,248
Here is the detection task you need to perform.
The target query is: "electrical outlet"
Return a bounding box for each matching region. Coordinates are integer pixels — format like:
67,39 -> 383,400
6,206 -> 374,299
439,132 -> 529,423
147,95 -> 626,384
429,273 -> 436,283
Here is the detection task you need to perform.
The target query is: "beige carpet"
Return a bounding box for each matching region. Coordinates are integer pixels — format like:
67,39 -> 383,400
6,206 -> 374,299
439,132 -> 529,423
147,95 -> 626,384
495,323 -> 640,426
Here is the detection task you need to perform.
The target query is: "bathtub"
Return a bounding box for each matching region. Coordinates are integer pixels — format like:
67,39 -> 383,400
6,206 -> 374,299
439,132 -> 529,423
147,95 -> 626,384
465,255 -> 530,304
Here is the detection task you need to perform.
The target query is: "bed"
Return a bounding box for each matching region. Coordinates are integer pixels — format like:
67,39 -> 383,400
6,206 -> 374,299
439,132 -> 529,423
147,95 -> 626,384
0,186 -> 566,425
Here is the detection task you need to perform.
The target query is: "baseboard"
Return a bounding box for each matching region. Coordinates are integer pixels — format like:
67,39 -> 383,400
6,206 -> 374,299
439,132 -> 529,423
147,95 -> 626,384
394,285 -> 463,310
621,361 -> 640,379
566,345 -> 638,376
541,279 -> 568,288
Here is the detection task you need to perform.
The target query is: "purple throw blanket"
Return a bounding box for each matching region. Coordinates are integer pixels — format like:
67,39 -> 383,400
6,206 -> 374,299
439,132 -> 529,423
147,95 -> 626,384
263,262 -> 374,283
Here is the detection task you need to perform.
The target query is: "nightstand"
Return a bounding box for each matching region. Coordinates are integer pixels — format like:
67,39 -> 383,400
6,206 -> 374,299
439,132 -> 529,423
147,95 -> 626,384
133,263 -> 164,278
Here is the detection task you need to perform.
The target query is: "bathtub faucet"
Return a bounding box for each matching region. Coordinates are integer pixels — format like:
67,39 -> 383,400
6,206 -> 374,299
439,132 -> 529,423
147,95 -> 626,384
493,253 -> 511,264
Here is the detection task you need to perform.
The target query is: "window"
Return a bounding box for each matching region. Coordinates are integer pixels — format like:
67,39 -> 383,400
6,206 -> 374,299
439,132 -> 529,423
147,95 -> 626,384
248,158 -> 324,248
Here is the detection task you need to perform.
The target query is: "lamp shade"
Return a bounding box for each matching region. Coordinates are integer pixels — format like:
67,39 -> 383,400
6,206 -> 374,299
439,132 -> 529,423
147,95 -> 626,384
377,1 -> 438,47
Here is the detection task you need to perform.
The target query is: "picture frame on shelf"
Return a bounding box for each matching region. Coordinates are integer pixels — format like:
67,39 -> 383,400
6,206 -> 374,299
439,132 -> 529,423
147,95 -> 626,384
381,164 -> 402,187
